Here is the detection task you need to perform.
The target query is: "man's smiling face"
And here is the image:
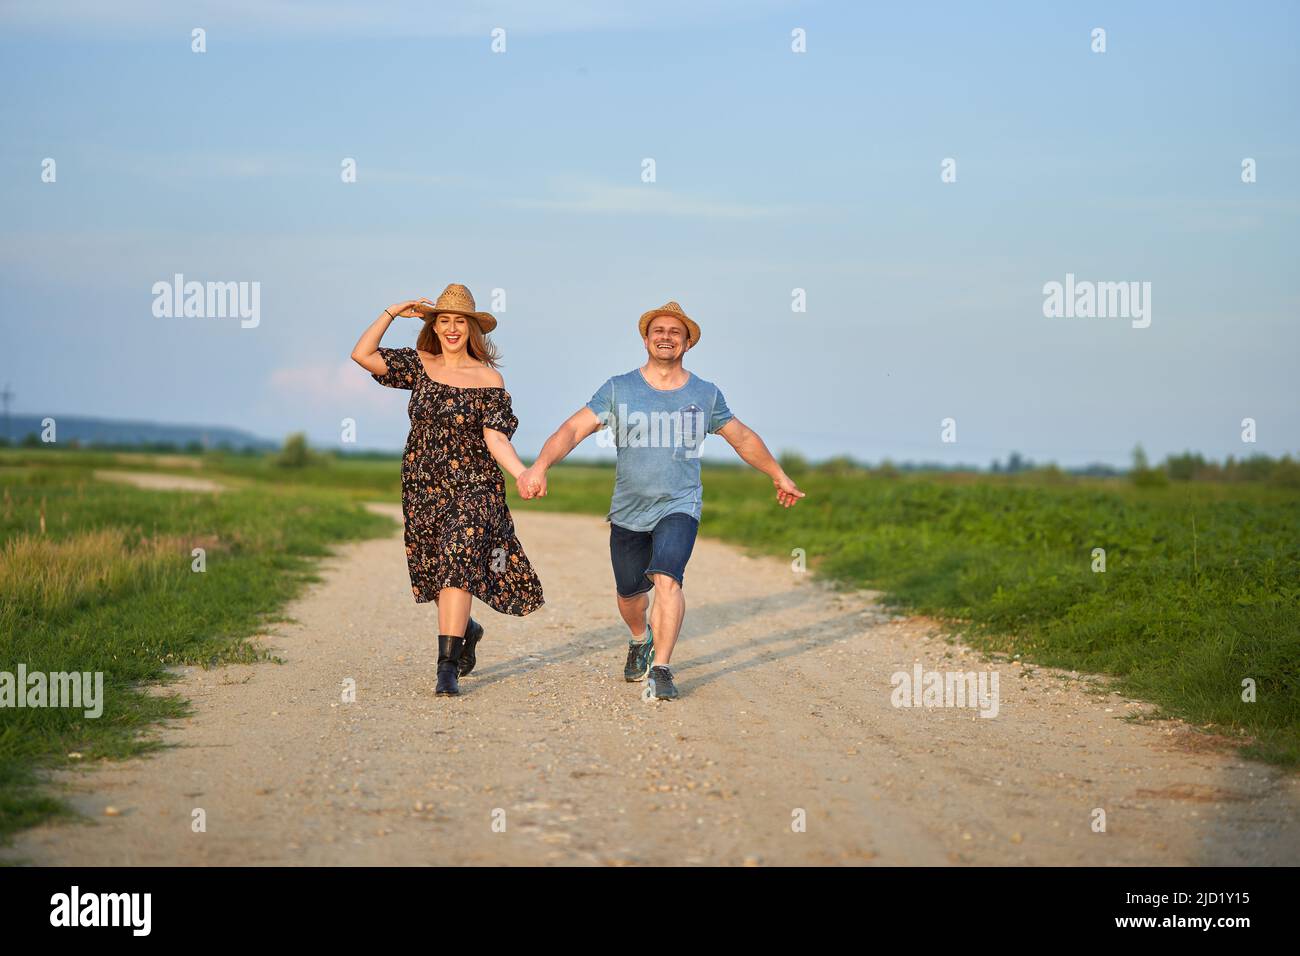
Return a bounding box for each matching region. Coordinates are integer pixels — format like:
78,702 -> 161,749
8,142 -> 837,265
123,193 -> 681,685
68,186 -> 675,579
644,316 -> 690,362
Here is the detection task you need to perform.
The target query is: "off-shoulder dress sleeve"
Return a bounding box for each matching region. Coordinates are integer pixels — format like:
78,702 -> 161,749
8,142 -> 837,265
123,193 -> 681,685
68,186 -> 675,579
482,389 -> 519,440
370,347 -> 420,389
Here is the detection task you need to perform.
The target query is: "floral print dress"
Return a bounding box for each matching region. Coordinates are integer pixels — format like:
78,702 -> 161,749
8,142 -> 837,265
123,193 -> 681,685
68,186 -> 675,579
370,346 -> 544,616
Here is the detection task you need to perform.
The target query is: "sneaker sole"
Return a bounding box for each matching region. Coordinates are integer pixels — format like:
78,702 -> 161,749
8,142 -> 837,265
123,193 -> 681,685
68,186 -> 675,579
642,680 -> 679,701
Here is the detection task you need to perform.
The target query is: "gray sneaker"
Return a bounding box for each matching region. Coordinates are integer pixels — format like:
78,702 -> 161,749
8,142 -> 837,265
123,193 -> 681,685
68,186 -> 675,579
647,665 -> 679,700
623,625 -> 655,682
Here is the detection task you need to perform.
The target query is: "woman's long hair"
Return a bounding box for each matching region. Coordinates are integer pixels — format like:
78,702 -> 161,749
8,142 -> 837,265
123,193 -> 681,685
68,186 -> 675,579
416,314 -> 501,368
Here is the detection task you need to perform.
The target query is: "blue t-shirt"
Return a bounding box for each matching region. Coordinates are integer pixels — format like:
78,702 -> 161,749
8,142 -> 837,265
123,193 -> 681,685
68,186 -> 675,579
585,368 -> 734,532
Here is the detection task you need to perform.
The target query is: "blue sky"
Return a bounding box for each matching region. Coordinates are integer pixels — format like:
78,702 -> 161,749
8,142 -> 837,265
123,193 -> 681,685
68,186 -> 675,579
2,0 -> 1296,466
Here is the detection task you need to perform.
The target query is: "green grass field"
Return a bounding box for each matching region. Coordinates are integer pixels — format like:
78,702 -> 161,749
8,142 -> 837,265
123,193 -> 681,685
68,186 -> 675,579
204,448 -> 1300,765
2,444 -> 1297,846
520,463 -> 1300,765
0,450 -> 394,842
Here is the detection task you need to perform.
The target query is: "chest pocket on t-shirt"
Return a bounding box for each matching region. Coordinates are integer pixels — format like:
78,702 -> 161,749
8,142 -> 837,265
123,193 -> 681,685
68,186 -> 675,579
672,403 -> 707,461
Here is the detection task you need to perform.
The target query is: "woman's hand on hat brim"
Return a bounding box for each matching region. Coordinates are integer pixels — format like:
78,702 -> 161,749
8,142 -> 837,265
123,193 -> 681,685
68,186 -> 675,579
388,300 -> 426,318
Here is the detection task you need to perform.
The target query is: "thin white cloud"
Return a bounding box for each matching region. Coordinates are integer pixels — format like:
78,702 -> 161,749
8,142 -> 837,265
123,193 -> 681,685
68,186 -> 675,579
1092,196 -> 1300,233
268,359 -> 393,410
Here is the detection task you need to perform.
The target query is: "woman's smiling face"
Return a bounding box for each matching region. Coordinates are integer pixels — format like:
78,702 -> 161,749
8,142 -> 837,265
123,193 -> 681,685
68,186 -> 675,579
436,313 -> 469,353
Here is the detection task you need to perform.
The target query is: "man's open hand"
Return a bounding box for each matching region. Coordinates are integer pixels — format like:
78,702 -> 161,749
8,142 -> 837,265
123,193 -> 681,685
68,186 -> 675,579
774,473 -> 805,509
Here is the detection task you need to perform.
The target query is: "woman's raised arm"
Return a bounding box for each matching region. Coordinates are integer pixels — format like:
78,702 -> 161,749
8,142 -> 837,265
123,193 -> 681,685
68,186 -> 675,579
350,299 -> 432,375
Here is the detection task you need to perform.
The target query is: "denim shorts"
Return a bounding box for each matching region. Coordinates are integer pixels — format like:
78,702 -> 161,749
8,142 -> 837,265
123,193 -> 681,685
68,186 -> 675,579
609,512 -> 700,597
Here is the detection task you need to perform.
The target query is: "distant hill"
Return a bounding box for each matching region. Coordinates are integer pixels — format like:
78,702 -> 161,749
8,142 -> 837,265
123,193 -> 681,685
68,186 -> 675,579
1,414 -> 279,451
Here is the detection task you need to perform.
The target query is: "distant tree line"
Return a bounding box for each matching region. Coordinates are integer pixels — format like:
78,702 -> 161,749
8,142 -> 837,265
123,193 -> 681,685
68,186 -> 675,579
776,447 -> 1299,486
1130,445 -> 1300,487
0,433 -> 267,455
4,432 -> 1296,486
0,432 -> 394,461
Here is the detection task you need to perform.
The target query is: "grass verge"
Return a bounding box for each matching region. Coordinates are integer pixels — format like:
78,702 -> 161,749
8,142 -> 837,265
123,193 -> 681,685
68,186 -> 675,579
524,464 -> 1300,765
0,455 -> 394,843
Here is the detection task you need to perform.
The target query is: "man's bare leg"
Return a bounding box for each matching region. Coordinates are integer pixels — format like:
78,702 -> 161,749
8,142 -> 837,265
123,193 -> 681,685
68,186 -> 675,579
647,573 -> 685,665
616,590 -> 650,640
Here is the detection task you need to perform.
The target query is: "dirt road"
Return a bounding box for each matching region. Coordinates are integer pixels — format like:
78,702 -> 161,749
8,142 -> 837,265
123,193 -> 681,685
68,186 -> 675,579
91,469 -> 225,494
7,503 -> 1298,865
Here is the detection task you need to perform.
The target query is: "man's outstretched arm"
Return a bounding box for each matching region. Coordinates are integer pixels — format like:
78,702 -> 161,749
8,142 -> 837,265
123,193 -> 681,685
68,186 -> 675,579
717,418 -> 806,508
516,407 -> 604,499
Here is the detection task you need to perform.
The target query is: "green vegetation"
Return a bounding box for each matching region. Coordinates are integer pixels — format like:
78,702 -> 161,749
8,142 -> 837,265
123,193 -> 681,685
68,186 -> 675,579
524,462 -> 1300,766
2,435 -> 1297,847
0,449 -> 394,842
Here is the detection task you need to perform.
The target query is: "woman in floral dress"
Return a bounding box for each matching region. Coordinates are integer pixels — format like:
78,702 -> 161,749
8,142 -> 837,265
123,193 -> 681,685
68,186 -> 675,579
351,283 -> 544,695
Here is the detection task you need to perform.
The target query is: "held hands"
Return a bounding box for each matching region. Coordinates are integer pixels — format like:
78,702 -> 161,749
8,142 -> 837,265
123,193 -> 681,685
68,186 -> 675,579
774,473 -> 805,509
516,465 -> 548,500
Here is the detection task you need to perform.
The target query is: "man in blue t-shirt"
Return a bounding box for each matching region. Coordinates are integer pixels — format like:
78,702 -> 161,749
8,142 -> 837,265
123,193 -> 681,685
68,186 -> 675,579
518,300 -> 804,700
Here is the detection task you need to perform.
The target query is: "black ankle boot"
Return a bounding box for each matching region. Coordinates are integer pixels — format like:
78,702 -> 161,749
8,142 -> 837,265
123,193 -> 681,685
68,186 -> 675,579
436,635 -> 466,696
458,618 -> 484,677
